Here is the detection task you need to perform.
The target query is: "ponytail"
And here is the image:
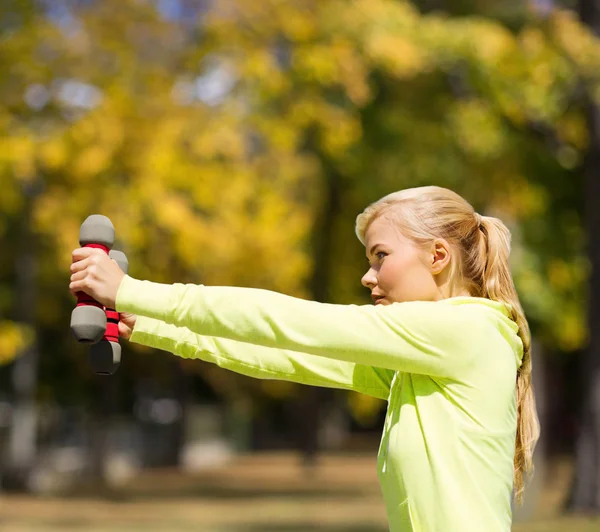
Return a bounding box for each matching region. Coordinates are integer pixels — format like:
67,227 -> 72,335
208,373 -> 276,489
478,216 -> 540,504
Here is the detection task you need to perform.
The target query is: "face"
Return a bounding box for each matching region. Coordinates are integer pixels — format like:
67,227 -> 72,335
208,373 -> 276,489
361,215 -> 449,305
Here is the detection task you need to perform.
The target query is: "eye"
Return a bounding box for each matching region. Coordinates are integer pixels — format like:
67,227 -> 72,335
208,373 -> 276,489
376,251 -> 387,261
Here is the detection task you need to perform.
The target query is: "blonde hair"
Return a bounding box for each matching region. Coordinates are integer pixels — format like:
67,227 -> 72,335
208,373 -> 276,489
355,185 -> 540,504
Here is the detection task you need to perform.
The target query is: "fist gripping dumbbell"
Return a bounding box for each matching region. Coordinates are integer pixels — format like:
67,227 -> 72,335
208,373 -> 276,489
89,249 -> 128,375
70,214 -> 127,375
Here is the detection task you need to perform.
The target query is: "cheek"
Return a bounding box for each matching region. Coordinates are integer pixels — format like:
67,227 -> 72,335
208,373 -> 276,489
378,259 -> 403,289
380,256 -> 423,292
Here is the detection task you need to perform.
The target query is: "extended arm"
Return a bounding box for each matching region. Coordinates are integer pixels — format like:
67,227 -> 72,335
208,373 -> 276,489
116,277 -> 478,378
131,316 -> 393,400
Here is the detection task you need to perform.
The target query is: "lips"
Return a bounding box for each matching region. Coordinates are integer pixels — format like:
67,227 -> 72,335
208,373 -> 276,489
371,294 -> 385,305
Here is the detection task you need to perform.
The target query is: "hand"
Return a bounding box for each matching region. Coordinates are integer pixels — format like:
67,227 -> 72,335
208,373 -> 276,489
119,312 -> 137,341
69,247 -> 126,309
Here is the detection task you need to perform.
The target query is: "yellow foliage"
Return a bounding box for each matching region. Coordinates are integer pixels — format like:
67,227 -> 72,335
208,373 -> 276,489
365,33 -> 425,79
155,194 -> 193,232
280,6 -> 317,42
449,100 -> 507,158
293,44 -> 340,85
332,40 -> 372,105
556,113 -> 589,151
0,174 -> 23,215
552,10 -> 600,78
469,21 -> 516,65
72,145 -> 112,178
252,116 -> 300,153
558,306 -> 587,352
548,259 -> 574,291
0,322 -> 33,365
520,27 -> 547,57
288,97 -> 322,128
40,138 -> 69,170
319,106 -> 362,157
243,49 -> 285,89
6,134 -> 36,183
495,179 -> 549,219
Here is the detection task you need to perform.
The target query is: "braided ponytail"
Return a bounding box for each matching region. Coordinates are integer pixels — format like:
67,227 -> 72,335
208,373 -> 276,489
477,216 -> 540,503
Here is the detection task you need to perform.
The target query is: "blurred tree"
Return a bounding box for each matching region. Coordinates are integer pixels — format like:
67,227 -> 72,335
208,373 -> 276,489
2,177 -> 43,491
197,0 -> 598,481
567,0 -> 600,514
1,0 -> 318,487
0,0 -> 48,491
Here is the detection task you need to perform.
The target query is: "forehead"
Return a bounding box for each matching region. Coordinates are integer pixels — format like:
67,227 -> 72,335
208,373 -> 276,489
364,215 -> 409,247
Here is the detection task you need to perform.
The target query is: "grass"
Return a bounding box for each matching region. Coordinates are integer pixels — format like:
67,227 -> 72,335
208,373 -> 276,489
0,452 -> 597,531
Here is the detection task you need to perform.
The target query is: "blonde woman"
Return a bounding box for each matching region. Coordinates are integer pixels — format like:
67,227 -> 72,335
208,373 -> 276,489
69,186 -> 539,531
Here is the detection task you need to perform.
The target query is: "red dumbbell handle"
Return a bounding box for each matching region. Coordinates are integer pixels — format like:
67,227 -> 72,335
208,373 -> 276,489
103,309 -> 120,343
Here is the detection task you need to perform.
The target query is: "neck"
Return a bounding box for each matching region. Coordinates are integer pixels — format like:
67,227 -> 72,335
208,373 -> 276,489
433,273 -> 472,300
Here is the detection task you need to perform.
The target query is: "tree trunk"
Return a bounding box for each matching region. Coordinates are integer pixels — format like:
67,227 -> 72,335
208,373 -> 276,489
88,376 -> 118,493
2,184 -> 40,492
569,0 -> 600,512
165,358 -> 189,467
292,167 -> 342,469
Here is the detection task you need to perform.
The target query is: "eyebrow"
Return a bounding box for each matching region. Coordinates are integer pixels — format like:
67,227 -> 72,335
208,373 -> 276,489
367,243 -> 383,259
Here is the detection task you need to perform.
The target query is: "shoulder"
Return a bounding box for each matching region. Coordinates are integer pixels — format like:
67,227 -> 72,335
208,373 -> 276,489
380,299 -> 488,327
377,300 -> 497,348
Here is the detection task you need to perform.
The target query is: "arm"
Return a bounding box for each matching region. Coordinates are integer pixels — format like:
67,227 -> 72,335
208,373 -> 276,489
116,277 -> 479,378
131,316 -> 393,400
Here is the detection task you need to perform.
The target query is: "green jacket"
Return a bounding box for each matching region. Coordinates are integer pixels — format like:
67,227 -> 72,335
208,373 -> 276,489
117,276 -> 523,531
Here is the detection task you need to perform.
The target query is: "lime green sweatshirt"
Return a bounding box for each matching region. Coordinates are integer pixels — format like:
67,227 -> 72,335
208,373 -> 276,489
116,275 -> 523,532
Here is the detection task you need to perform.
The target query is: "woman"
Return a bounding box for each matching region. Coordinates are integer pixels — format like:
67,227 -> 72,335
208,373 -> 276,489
69,186 -> 540,531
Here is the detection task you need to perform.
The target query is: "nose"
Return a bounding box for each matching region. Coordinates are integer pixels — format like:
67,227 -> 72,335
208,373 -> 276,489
361,267 -> 377,290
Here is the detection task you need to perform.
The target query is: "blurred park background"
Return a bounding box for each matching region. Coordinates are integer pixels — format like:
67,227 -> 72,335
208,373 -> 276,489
2,0 -> 600,530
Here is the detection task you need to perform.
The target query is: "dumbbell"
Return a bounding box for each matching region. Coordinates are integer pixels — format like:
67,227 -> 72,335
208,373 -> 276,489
70,215 -> 114,345
70,214 -> 126,375
89,249 -> 128,375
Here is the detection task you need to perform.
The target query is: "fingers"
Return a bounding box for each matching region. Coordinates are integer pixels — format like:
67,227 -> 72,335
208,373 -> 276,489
70,248 -> 111,274
72,247 -> 93,263
69,269 -> 88,283
70,256 -> 91,274
118,321 -> 132,341
69,277 -> 90,294
69,262 -> 97,294
70,255 -> 90,294
71,247 -> 109,265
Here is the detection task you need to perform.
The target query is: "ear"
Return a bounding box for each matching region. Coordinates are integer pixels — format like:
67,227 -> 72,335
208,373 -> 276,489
430,239 -> 451,275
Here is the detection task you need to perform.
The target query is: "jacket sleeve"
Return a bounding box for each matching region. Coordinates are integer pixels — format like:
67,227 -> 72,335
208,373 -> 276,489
130,316 -> 394,400
116,276 -> 478,379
